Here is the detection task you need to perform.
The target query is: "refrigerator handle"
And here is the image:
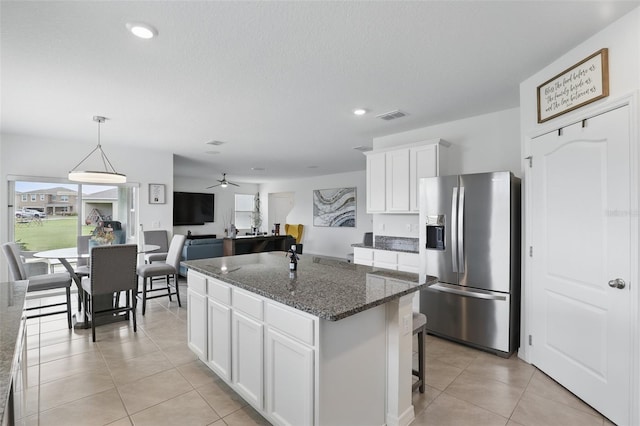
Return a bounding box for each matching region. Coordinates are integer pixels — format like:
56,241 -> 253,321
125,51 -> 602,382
451,187 -> 458,273
458,186 -> 465,273
428,283 -> 507,301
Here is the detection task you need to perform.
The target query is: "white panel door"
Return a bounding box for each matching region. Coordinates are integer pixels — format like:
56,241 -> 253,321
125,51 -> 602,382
530,106 -> 631,425
265,328 -> 314,426
232,311 -> 264,409
207,298 -> 231,381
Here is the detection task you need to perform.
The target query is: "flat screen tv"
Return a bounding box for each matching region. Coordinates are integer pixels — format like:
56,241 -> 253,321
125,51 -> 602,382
173,192 -> 214,226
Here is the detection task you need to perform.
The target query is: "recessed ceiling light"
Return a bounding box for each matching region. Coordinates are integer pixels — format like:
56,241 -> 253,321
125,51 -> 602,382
251,167 -> 265,171
353,108 -> 367,116
205,151 -> 220,155
126,22 -> 158,39
206,140 -> 225,146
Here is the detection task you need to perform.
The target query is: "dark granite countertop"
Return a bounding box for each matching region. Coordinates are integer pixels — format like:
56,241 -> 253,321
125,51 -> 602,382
183,252 -> 435,321
0,280 -> 28,422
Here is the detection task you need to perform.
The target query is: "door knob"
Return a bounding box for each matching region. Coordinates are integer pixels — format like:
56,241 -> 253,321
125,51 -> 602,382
608,278 -> 626,289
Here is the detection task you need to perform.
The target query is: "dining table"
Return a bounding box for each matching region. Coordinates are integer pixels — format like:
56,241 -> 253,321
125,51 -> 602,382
33,244 -> 160,328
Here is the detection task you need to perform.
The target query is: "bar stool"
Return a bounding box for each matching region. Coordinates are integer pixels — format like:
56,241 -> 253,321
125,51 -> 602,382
412,312 -> 427,393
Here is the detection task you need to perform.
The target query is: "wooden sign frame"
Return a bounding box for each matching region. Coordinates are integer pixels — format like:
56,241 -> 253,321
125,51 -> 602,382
537,48 -> 609,123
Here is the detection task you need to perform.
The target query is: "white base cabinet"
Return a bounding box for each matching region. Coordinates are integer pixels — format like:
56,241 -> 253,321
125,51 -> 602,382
265,328 -> 314,426
187,270 -> 415,426
232,311 -> 264,409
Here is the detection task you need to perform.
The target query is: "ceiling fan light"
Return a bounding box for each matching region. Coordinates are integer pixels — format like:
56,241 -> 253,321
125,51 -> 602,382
221,182 -> 228,188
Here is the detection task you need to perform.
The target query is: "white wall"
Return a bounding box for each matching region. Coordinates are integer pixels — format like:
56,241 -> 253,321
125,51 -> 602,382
259,171 -> 372,258
371,108 -> 522,238
519,7 -> 640,424
0,133 -> 174,277
173,175 -> 259,237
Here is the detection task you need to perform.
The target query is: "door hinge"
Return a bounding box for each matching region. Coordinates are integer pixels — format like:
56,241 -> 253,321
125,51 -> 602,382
524,156 -> 532,168
529,246 -> 533,257
529,335 -> 532,345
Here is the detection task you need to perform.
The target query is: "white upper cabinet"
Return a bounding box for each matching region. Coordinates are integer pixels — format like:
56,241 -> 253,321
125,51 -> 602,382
366,152 -> 386,213
365,139 -> 450,214
385,149 -> 410,212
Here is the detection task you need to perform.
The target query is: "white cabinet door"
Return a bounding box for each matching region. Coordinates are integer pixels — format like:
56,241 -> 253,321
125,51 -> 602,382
353,247 -> 374,266
410,144 -> 439,212
373,250 -> 398,270
207,298 -> 231,381
366,152 -> 386,213
232,311 -> 264,409
265,328 -> 314,426
397,252 -> 419,273
385,148 -> 410,212
187,289 -> 207,360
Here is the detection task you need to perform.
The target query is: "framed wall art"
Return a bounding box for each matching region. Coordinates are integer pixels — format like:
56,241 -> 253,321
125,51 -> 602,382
149,184 -> 166,204
313,187 -> 356,227
537,48 -> 609,123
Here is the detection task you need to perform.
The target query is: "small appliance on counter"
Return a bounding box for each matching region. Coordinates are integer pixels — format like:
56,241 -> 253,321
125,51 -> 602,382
419,171 -> 521,356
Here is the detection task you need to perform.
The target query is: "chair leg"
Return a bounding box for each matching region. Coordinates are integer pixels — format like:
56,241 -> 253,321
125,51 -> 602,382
166,275 -> 172,302
174,274 -> 182,307
417,327 -> 425,393
142,277 -> 148,316
90,294 -> 96,342
77,290 -> 82,312
132,290 -> 137,332
66,287 -> 72,329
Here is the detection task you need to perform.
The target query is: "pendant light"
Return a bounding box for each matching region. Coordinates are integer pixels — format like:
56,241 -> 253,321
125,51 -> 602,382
68,116 -> 126,184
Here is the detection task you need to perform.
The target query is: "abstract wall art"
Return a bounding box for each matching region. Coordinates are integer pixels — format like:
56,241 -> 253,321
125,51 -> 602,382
312,187 -> 356,227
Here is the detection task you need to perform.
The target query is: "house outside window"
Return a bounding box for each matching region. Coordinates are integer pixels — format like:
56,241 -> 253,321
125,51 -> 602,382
40,194 -> 45,201
21,194 -> 27,201
51,195 -> 56,201
234,194 -> 254,229
60,195 -> 69,202
31,194 -> 36,201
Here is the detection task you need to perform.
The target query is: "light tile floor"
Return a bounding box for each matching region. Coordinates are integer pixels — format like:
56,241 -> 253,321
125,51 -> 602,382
21,283 -> 614,426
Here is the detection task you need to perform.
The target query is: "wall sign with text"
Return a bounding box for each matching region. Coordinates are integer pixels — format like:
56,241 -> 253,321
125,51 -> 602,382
537,48 -> 609,123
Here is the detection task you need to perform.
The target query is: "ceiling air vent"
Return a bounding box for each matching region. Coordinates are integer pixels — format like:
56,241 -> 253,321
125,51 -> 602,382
376,110 -> 408,121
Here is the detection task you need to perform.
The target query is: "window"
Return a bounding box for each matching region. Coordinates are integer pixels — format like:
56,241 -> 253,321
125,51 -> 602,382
234,194 -> 254,229
31,194 -> 36,201
40,194 -> 45,201
21,194 -> 27,201
60,195 -> 69,202
51,195 -> 57,201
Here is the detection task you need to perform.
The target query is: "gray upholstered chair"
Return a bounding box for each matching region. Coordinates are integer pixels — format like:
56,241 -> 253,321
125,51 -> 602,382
75,235 -> 91,276
81,244 -> 138,342
136,234 -> 186,315
143,230 -> 169,264
2,242 -> 72,328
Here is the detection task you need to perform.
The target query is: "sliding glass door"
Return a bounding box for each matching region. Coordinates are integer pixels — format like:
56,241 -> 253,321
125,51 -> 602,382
9,178 -> 138,254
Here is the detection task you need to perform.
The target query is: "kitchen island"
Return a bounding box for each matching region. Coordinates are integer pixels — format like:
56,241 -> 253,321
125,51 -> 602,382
184,252 -> 435,426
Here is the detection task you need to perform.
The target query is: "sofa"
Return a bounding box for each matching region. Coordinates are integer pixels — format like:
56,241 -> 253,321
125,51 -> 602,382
179,237 -> 223,276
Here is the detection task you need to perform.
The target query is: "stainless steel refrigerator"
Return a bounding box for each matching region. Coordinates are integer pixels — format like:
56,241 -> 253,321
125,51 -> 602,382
418,171 -> 521,356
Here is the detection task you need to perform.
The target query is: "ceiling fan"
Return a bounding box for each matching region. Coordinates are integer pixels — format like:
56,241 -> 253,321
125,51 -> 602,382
206,173 -> 240,189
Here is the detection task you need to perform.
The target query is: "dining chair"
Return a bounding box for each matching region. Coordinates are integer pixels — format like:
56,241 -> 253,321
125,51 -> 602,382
81,244 -> 138,342
2,242 -> 73,328
136,234 -> 186,315
143,230 -> 169,263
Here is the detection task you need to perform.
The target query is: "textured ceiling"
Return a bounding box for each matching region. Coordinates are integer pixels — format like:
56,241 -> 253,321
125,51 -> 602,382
2,1 -> 638,183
